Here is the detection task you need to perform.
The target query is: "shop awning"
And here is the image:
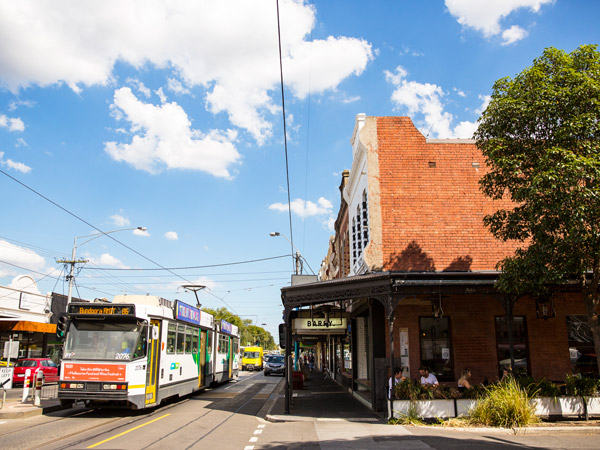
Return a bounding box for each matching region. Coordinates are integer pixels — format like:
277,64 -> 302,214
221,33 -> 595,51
0,321 -> 56,333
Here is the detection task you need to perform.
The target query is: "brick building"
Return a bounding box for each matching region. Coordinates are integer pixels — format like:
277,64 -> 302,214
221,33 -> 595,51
281,115 -> 594,414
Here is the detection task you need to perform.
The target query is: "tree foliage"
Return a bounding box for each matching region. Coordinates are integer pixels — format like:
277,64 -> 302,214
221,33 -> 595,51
202,306 -> 276,350
475,45 -> 600,373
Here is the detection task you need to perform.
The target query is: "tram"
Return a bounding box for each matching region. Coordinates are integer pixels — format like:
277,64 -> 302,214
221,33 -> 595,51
57,295 -> 240,409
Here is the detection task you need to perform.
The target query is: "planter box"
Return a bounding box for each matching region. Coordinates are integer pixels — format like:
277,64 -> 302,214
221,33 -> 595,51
532,397 -> 584,418
391,399 -> 455,419
585,397 -> 600,416
455,399 -> 477,416
391,396 -> 600,420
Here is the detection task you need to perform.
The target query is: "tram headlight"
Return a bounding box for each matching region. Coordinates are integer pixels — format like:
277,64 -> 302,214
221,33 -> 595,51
102,384 -> 127,390
61,383 -> 84,389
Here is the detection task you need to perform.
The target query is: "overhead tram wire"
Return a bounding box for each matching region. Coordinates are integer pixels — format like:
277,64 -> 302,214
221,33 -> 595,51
276,0 -> 296,273
0,168 -> 237,313
83,254 -> 290,271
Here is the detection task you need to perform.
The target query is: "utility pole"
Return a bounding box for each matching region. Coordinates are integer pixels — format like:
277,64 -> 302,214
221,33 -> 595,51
56,243 -> 88,306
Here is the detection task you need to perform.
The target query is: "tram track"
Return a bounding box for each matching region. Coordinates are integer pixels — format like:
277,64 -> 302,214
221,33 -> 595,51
19,377 -> 273,450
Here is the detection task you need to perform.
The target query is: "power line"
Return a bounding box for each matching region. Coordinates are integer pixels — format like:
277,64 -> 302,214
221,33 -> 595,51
0,168 -> 237,313
82,254 -> 290,271
276,0 -> 296,274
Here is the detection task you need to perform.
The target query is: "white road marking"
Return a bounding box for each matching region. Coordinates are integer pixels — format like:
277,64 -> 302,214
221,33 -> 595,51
249,437 -> 258,442
244,446 -> 255,450
253,429 -> 263,435
257,424 -> 265,428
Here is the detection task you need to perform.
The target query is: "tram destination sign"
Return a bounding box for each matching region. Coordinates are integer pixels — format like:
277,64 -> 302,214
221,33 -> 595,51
68,304 -> 135,316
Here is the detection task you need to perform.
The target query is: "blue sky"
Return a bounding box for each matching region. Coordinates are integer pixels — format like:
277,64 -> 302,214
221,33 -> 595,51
1,0 -> 598,339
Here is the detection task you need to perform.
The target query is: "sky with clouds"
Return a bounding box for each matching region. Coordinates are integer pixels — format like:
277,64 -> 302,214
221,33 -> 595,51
0,0 -> 598,338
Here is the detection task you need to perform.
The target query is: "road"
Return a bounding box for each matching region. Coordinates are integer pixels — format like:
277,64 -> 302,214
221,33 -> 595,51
2,371 -> 600,449
0,370 -> 285,450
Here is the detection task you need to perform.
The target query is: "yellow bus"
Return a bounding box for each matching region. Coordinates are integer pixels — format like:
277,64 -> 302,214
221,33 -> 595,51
242,346 -> 263,371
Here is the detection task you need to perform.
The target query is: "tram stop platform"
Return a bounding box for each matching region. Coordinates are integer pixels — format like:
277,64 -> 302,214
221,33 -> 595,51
264,370 -> 384,423
0,396 -> 63,420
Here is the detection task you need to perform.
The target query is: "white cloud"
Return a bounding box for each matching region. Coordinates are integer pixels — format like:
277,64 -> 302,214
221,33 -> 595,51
454,88 -> 466,97
15,138 -> 28,147
0,1 -> 373,144
155,87 -> 167,104
385,66 -> 484,139
0,151 -> 31,173
110,213 -> 130,227
133,228 -> 150,237
501,25 -> 528,45
105,87 -> 242,177
445,0 -> 551,44
8,99 -> 35,111
0,240 -> 46,277
0,114 -> 25,131
127,77 -> 151,98
164,231 -> 178,241
87,253 -> 129,269
269,197 -> 333,219
475,94 -> 491,115
167,78 -> 191,96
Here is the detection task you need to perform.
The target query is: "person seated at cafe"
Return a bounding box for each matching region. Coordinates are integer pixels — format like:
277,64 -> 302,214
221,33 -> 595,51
388,367 -> 406,399
457,368 -> 472,392
419,366 -> 439,387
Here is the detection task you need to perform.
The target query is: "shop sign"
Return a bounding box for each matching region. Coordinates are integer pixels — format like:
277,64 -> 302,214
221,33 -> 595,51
294,317 -> 347,331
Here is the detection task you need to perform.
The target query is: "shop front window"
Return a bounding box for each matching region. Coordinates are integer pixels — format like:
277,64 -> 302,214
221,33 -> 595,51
566,315 -> 598,376
495,316 -> 528,376
343,341 -> 352,373
419,317 -> 453,381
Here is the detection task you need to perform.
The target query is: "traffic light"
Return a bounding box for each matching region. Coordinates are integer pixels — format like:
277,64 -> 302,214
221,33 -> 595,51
56,314 -> 69,340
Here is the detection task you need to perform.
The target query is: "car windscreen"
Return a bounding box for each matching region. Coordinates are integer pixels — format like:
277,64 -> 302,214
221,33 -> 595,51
270,356 -> 285,364
15,360 -> 37,367
244,352 -> 260,358
63,319 -> 148,361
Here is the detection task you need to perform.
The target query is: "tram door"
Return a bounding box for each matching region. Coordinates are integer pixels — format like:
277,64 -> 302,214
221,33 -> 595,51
145,319 -> 161,405
228,336 -> 233,379
198,330 -> 206,387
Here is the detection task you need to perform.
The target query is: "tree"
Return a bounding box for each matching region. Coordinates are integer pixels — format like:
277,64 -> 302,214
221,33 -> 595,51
475,45 -> 600,375
202,307 -> 276,350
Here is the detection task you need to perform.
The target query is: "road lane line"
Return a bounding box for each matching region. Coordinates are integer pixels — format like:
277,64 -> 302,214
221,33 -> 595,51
249,437 -> 258,442
87,413 -> 170,448
253,429 -> 263,435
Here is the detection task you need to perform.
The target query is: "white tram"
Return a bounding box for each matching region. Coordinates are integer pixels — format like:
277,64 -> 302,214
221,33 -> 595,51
58,295 -> 240,409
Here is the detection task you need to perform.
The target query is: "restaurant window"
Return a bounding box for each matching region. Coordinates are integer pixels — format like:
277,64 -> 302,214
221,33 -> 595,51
495,316 -> 528,376
566,315 -> 598,376
419,317 -> 453,381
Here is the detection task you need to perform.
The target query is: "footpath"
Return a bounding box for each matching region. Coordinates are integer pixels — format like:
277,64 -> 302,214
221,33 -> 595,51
262,370 -> 600,448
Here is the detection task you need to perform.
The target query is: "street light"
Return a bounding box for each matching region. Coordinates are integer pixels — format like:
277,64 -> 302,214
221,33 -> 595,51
270,231 -> 302,275
61,227 -> 146,305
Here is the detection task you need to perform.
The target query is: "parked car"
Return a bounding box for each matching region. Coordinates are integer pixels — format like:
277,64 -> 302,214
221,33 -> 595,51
264,354 -> 285,376
12,358 -> 59,385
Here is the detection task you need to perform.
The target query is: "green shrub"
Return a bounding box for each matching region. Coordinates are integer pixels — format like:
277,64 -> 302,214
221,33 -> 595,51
565,374 -> 600,397
468,377 -> 539,428
516,375 -> 561,398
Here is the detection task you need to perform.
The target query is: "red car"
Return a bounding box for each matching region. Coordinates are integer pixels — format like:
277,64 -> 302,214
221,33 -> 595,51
12,358 -> 59,385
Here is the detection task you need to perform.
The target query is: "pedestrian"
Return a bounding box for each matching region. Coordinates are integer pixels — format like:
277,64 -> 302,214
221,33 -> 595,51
457,368 -> 472,392
500,365 -> 513,381
309,353 -> 315,372
388,367 -> 405,399
419,366 -> 439,386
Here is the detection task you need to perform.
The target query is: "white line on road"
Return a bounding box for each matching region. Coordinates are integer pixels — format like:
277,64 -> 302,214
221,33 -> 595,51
249,437 -> 258,442
253,429 -> 263,435
244,446 -> 255,450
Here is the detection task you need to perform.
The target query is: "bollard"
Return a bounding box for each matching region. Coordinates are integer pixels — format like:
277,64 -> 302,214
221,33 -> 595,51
21,369 -> 31,403
34,370 -> 43,406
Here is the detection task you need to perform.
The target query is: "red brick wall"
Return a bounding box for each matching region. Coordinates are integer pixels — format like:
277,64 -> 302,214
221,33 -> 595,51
375,116 -> 518,271
384,293 -> 584,384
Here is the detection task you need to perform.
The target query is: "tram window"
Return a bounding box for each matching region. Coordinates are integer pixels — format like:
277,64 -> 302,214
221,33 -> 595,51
185,327 -> 193,354
206,332 -> 213,358
167,323 -> 176,354
191,329 -> 199,353
218,334 -> 228,354
177,325 -> 186,353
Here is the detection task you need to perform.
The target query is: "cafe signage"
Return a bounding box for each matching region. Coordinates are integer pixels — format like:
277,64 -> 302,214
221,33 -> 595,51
294,317 -> 347,331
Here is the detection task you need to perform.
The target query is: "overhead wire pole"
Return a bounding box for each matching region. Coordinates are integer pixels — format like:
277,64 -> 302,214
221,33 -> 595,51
276,0 -> 295,275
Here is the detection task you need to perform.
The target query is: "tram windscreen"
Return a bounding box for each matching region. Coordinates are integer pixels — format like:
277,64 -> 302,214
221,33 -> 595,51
63,320 -> 148,361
